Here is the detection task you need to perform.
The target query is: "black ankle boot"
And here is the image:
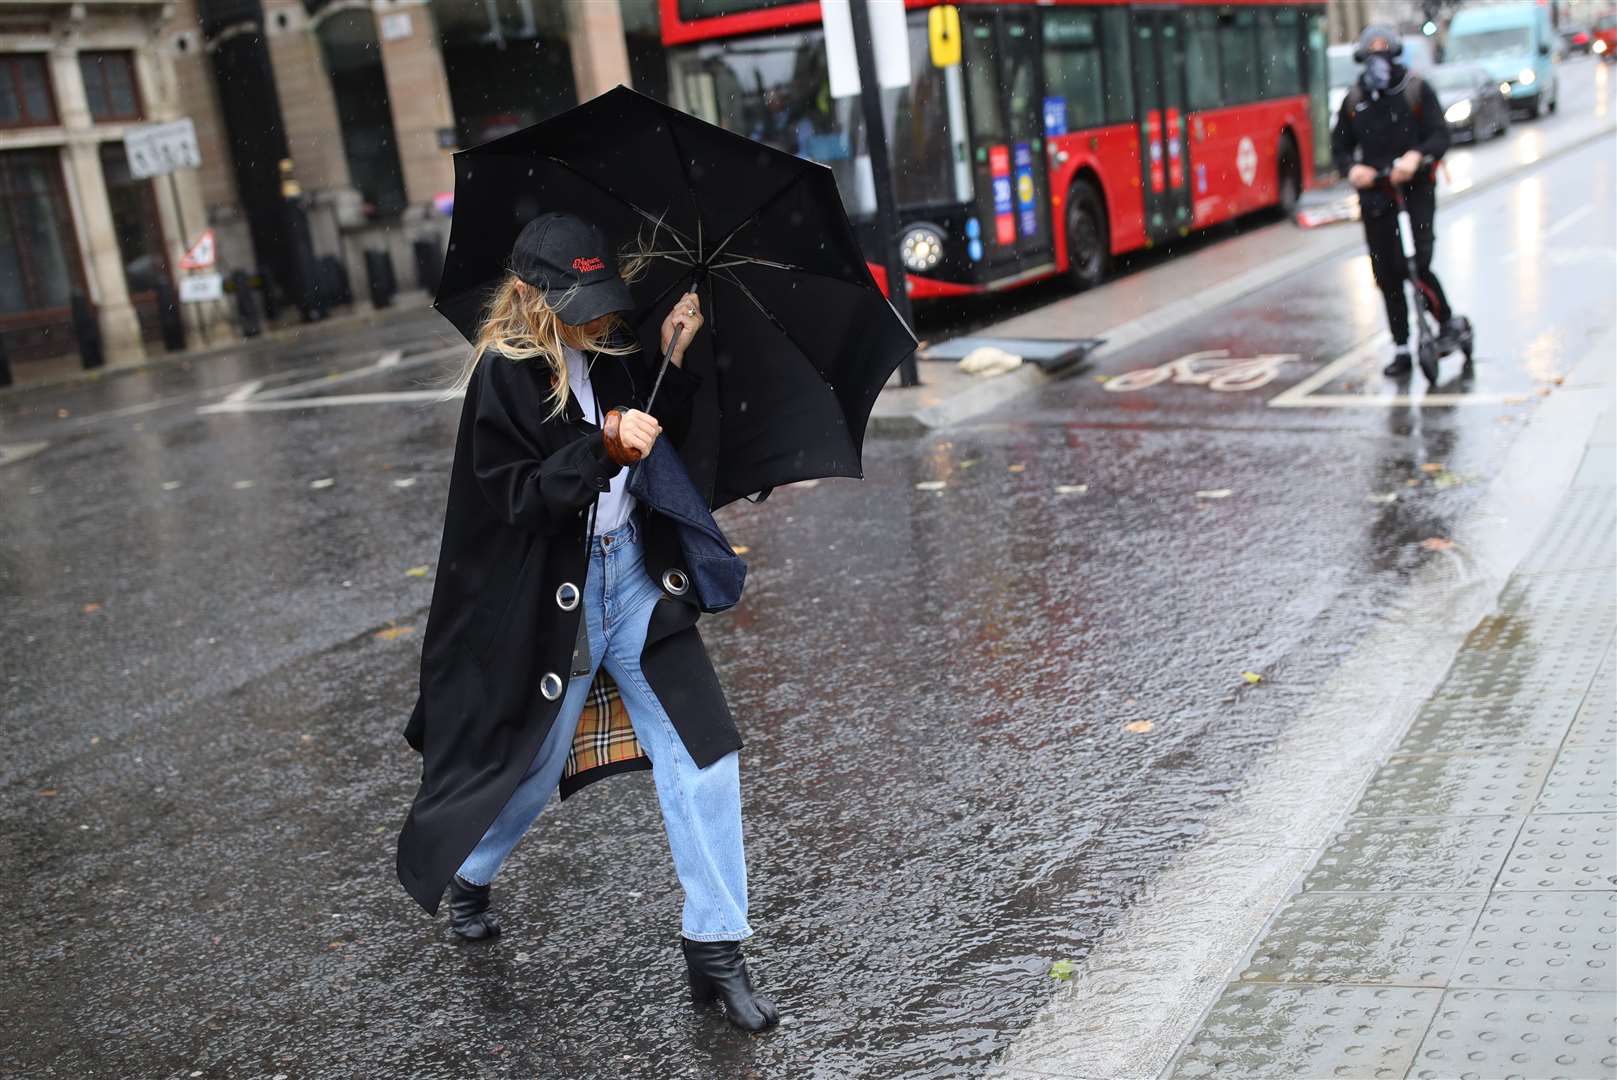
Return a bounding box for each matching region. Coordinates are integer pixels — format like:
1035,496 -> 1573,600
447,874 -> 500,941
681,937 -> 779,1032
1383,349 -> 1413,378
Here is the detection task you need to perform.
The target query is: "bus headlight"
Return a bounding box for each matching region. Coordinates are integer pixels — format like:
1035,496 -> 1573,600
1444,99 -> 1473,123
900,226 -> 945,273
1518,67 -> 1536,86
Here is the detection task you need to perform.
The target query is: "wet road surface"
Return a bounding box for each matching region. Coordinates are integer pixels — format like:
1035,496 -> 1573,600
2,71 -> 1614,1080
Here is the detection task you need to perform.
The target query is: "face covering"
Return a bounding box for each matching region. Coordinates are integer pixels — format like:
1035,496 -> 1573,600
1364,54 -> 1394,91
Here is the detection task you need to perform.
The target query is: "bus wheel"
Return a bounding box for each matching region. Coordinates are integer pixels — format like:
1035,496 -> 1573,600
1065,180 -> 1108,292
1275,136 -> 1301,217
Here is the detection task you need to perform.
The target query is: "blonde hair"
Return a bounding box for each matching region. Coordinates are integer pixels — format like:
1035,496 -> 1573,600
439,235 -> 654,420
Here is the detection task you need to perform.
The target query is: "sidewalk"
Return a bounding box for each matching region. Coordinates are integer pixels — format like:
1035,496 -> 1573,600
1164,415 -> 1616,1077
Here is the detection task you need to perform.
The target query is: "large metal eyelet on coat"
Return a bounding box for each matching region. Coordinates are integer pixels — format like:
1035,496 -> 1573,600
555,582 -> 580,611
540,672 -> 563,701
661,568 -> 689,596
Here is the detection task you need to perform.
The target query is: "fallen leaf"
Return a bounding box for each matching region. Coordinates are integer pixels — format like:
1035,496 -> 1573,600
1432,471 -> 1464,489
374,625 -> 414,640
1091,374 -> 1110,383
404,565 -> 430,577
1055,484 -> 1089,495
56,408 -> 70,419
1050,960 -> 1077,980
233,479 -> 254,490
1502,394 -> 1530,405
731,545 -> 750,555
39,789 -> 57,797
1406,478 -> 1421,487
915,481 -> 946,491
1420,537 -> 1454,551
82,602 -> 101,614
1195,489 -> 1233,499
393,477 -> 417,489
1552,374 -> 1565,386
1366,492 -> 1398,504
1124,720 -> 1154,734
310,478 -> 335,489
958,459 -> 980,470
300,734 -> 314,743
1124,697 -> 1137,706
161,481 -> 181,491
1420,463 -> 1445,474
1007,463 -> 1026,473
90,736 -> 99,745
1241,671 -> 1263,684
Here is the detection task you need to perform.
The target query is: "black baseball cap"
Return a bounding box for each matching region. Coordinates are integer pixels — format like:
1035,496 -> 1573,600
509,212 -> 635,326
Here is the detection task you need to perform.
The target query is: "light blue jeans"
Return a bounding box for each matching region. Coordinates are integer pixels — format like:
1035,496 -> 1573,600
456,514 -> 753,941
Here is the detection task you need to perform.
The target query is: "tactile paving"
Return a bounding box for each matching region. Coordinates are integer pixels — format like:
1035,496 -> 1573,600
1568,651 -> 1617,749
1497,813 -> 1617,892
1432,639 -> 1609,707
1238,892 -> 1485,987
1496,566 -> 1617,618
1168,984 -> 1440,1080
1399,693 -> 1583,753
1515,487 -> 1616,573
1535,747 -> 1617,814
1409,988 -> 1617,1080
1353,751 -> 1554,819
1305,816 -> 1519,894
1452,891 -> 1616,992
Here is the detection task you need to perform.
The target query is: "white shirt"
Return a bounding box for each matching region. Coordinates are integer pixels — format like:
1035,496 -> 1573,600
564,346 -> 636,535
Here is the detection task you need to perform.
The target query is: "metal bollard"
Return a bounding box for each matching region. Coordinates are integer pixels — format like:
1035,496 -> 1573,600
365,248 -> 396,309
155,278 -> 186,352
319,255 -> 352,308
413,236 -> 443,293
232,270 -> 262,338
258,271 -> 282,322
0,332 -> 12,389
70,292 -> 105,370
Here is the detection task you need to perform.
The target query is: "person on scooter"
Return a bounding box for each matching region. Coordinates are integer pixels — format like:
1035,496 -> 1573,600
1332,24 -> 1459,380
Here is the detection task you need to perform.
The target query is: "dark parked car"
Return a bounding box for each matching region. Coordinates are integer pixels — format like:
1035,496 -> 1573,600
1427,63 -> 1512,142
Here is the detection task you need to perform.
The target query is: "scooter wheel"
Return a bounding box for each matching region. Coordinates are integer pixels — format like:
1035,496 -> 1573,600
1418,339 -> 1440,386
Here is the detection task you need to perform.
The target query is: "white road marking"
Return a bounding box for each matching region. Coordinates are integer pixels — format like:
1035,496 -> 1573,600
199,389 -> 458,414
1266,333 -> 1533,408
1546,204 -> 1595,239
0,441 -> 49,466
376,349 -> 403,368
198,344 -> 466,414
222,380 -> 263,403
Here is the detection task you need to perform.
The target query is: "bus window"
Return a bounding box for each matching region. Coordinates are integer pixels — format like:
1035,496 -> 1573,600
1100,8 -> 1135,123
1260,8 -> 1302,97
1219,9 -> 1260,103
1042,10 -> 1106,130
1185,9 -> 1221,111
965,19 -> 1004,142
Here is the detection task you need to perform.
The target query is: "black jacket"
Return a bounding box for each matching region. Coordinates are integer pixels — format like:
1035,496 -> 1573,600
394,337 -> 741,916
1330,64 -> 1450,217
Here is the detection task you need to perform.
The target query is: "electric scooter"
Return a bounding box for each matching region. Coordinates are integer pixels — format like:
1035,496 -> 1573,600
1380,162 -> 1475,385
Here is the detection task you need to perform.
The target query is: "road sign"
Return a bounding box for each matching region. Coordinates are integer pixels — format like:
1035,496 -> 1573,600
123,118 -> 201,180
823,0 -> 911,98
179,228 -> 216,270
179,273 -> 224,303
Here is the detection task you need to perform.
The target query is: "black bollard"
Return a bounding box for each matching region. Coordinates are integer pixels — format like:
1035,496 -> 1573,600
319,255 -> 352,308
0,332 -> 12,389
258,271 -> 282,322
155,277 -> 186,352
232,270 -> 262,338
70,292 -> 105,370
365,248 -> 396,309
413,236 -> 443,293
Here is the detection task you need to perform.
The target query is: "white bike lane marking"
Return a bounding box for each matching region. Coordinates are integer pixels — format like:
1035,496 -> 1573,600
1266,332 -> 1534,408
1103,350 -> 1304,393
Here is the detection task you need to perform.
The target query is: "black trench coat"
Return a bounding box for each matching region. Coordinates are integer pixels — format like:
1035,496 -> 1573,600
396,338 -> 741,915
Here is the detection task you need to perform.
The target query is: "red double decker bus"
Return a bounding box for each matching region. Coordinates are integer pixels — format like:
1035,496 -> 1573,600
662,0 -> 1333,300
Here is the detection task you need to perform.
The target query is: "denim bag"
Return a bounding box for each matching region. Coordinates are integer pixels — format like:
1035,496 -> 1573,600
627,440 -> 748,613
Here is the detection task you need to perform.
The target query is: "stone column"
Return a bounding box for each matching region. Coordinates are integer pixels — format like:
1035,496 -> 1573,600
374,0 -> 455,207
565,0 -> 633,101
48,42 -> 145,364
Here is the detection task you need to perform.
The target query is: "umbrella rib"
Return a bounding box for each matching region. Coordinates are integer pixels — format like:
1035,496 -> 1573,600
704,166 -> 814,267
662,118 -> 706,257
538,154 -> 697,254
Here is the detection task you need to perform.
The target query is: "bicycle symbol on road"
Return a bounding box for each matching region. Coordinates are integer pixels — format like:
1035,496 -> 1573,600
1103,349 -> 1302,393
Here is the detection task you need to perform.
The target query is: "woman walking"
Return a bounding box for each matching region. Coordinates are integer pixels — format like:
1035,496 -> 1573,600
395,212 -> 778,1033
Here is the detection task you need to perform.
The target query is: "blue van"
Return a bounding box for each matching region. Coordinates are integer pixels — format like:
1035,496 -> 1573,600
1444,2 -> 1559,117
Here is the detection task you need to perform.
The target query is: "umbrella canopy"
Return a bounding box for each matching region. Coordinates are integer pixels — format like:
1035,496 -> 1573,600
433,85 -> 917,509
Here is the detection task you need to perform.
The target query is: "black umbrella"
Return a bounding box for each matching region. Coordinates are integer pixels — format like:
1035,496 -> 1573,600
433,86 -> 917,509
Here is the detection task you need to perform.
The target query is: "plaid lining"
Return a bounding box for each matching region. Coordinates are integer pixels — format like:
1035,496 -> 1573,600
563,668 -> 647,785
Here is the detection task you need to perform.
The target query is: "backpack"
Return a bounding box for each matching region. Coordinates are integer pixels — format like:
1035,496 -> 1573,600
1344,71 -> 1425,119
